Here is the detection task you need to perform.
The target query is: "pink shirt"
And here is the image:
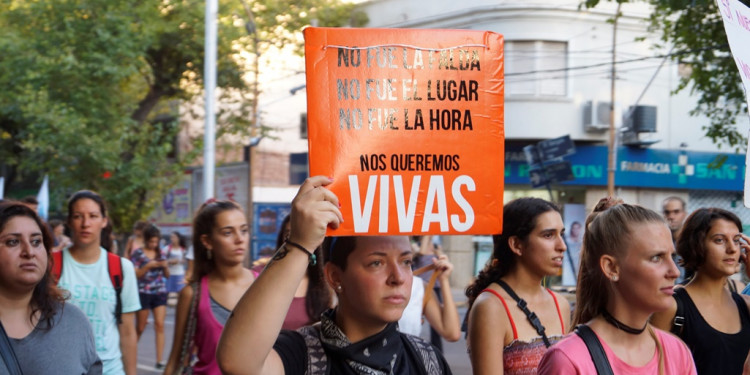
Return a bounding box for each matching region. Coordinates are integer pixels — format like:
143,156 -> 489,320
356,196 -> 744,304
538,328 -> 697,374
193,276 -> 224,375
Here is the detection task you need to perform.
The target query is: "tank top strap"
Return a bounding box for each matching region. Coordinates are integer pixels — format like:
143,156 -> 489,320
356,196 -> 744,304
545,288 -> 565,333
731,291 -> 750,326
481,288 -> 518,340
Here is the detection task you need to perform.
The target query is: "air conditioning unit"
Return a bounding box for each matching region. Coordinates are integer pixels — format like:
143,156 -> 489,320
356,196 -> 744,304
582,101 -> 611,132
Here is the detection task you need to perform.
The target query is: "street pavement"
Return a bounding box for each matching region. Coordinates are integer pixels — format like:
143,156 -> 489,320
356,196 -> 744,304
136,289 -> 473,374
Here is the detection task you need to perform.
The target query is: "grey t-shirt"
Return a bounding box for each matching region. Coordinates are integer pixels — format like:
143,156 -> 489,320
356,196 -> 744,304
11,302 -> 102,375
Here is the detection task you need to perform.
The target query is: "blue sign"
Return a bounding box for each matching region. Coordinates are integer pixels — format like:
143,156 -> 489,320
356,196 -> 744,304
252,202 -> 291,260
505,144 -> 744,191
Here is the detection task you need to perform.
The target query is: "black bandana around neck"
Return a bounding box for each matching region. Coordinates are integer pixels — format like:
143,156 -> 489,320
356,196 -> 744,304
318,309 -> 404,375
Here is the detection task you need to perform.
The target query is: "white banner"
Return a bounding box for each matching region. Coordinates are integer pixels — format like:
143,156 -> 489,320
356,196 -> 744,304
716,0 -> 750,207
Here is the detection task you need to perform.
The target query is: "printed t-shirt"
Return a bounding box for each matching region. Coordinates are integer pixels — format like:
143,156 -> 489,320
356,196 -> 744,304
57,247 -> 141,375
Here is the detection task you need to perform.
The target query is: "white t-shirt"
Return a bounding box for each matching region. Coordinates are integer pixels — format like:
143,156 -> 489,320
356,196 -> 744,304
165,245 -> 185,275
58,247 -> 141,375
398,276 -> 425,336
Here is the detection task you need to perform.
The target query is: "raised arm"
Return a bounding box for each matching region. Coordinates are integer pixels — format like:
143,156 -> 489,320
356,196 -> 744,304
422,255 -> 461,342
217,176 -> 342,375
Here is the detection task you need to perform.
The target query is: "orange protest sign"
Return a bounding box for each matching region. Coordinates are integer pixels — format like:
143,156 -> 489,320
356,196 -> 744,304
304,27 -> 504,236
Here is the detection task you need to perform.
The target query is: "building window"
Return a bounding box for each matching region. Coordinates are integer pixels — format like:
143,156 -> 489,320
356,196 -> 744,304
300,112 -> 307,139
506,40 -> 567,97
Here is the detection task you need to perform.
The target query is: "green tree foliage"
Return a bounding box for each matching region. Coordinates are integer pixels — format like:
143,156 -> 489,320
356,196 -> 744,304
0,0 -> 363,232
584,0 -> 750,149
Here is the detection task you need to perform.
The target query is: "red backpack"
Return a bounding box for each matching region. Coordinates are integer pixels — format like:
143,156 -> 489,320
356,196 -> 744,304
51,251 -> 125,324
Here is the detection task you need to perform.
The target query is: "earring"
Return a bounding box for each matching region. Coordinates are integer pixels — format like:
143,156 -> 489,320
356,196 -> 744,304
611,275 -> 618,282
207,249 -> 213,260
336,285 -> 342,293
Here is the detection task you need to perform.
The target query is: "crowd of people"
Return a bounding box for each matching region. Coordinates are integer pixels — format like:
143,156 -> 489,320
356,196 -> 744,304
3,180 -> 750,374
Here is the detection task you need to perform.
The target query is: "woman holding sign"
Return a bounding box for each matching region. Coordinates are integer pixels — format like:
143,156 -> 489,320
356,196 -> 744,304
465,197 -> 571,375
217,176 -> 452,375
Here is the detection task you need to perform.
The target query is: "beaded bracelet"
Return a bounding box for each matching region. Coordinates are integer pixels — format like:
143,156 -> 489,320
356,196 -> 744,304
284,238 -> 316,266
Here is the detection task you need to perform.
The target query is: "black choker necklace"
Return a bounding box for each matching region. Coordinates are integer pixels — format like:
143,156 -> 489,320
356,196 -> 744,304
602,310 -> 647,335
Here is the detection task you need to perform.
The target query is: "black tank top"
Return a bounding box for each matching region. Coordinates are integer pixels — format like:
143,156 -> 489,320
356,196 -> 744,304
674,287 -> 750,374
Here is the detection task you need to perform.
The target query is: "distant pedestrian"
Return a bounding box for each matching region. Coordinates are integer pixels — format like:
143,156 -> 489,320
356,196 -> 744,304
124,220 -> 147,259
465,197 -> 570,375
163,200 -> 255,375
131,224 -> 170,370
651,207 -> 750,374
0,201 -> 102,374
399,252 -> 461,343
57,190 -> 141,375
538,201 -> 695,374
164,231 -> 187,295
49,218 -> 71,252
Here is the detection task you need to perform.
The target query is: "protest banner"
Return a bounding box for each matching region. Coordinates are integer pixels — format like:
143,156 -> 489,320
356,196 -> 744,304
715,0 -> 750,207
304,27 -> 504,235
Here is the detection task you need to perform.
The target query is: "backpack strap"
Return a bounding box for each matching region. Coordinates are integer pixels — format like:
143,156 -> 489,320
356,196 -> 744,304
575,324 -> 614,375
51,251 -> 63,284
0,320 -> 23,375
297,323 -> 328,375
106,252 -> 124,325
403,333 -> 441,375
495,280 -> 551,347
670,290 -> 685,336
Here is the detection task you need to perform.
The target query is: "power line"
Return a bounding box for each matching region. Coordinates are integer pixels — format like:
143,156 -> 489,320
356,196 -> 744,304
505,44 -> 727,77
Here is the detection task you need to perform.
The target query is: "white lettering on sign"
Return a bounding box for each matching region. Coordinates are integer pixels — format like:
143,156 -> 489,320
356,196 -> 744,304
348,174 -> 476,233
620,161 -> 671,174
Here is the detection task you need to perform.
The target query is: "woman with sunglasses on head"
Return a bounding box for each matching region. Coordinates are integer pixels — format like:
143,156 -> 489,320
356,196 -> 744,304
0,201 -> 102,374
651,208 -> 750,374
217,176 -> 452,375
538,201 -> 696,374
58,190 -> 141,375
163,200 -> 255,375
464,197 -> 570,375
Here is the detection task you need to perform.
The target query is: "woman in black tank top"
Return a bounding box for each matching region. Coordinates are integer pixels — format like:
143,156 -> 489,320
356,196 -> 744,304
651,208 -> 750,374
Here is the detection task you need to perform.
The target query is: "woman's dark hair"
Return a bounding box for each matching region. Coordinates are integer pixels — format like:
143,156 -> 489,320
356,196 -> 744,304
322,236 -> 358,271
465,197 -> 560,311
172,231 -> 187,249
143,224 -> 161,244
676,208 -> 742,274
190,200 -> 242,283
0,201 -> 66,328
573,202 -> 665,327
277,215 -> 330,322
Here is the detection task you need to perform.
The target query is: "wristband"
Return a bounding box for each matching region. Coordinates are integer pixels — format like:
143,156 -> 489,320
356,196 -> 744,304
284,239 -> 316,266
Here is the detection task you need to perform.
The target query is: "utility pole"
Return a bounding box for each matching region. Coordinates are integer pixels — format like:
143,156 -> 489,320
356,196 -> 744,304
203,0 -> 218,200
241,0 -> 260,265
607,3 -> 622,197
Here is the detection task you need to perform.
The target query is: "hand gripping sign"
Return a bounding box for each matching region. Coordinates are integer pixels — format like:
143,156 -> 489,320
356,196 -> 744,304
304,27 -> 504,236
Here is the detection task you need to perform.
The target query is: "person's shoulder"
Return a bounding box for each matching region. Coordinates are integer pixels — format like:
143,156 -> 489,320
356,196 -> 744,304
654,327 -> 689,350
538,333 -> 589,374
57,302 -> 90,326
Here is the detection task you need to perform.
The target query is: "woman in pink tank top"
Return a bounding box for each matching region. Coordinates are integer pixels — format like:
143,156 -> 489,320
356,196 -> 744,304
538,199 -> 696,374
465,197 -> 571,375
164,200 -> 256,375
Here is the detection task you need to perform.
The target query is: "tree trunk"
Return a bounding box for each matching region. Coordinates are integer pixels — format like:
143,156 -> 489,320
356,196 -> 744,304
131,86 -> 165,124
